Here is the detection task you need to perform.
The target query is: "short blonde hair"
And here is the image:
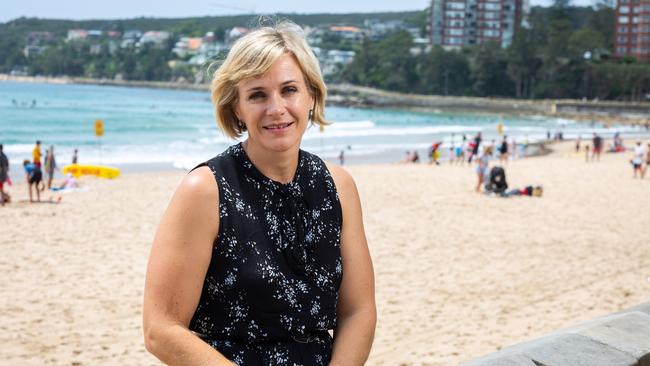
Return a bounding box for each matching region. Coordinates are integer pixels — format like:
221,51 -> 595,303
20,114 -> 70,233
211,21 -> 328,139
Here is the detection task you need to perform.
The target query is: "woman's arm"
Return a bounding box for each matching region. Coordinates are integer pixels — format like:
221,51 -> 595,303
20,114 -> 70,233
143,167 -> 236,365
327,164 -> 377,366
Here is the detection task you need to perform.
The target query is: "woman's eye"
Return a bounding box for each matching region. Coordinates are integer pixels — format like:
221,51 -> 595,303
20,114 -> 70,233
283,86 -> 298,94
248,92 -> 265,100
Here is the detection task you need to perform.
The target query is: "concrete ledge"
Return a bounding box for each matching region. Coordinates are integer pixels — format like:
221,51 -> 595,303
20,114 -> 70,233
461,302 -> 650,366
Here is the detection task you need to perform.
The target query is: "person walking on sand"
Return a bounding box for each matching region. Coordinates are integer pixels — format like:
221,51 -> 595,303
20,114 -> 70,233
576,135 -> 581,153
643,143 -> 650,179
72,149 -> 78,164
45,146 -> 58,189
592,133 -> 603,161
475,147 -> 490,192
499,135 -> 509,164
456,134 -> 467,165
632,141 -> 646,179
0,144 -> 9,206
32,140 -> 45,192
23,159 -> 42,203
510,136 -> 517,160
143,21 -> 376,366
469,132 -> 482,163
32,140 -> 42,168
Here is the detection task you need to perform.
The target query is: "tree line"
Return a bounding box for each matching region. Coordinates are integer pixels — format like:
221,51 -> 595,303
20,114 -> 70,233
338,4 -> 650,101
1,6 -> 649,100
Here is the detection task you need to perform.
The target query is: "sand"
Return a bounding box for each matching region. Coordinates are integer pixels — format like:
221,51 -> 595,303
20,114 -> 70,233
1,141 -> 649,365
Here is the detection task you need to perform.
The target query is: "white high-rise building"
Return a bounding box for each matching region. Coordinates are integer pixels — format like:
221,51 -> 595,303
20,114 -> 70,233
428,0 -> 528,49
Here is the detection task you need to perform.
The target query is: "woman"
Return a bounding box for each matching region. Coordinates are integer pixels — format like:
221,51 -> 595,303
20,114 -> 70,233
45,146 -> 57,189
475,147 -> 490,192
143,22 -> 376,365
23,159 -> 42,202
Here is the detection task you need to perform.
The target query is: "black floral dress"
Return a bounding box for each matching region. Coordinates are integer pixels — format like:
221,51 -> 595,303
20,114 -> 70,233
189,143 -> 343,365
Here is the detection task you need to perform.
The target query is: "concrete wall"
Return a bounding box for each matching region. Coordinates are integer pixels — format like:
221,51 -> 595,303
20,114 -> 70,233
461,302 -> 650,366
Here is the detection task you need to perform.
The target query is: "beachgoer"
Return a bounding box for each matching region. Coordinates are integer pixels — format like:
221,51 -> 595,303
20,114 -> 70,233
522,134 -> 529,157
469,132 -> 482,163
456,135 -> 467,165
413,150 -> 420,163
429,142 -> 441,165
45,146 -> 57,189
613,132 -> 624,152
54,173 -> 79,190
0,144 -> 9,206
643,143 -> 650,179
632,141 -> 645,178
475,148 -> 489,192
401,150 -> 413,163
585,144 -> 590,162
338,149 -> 345,165
32,140 -> 42,168
504,186 -> 543,197
448,145 -> 455,164
592,133 -> 603,161
23,159 -> 42,202
72,149 -> 78,164
499,135 -> 509,164
575,135 -> 581,153
32,140 -> 45,192
143,22 -> 376,366
488,139 -> 496,158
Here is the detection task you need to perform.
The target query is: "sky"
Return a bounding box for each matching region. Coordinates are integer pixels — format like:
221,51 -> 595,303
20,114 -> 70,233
2,0 -> 597,23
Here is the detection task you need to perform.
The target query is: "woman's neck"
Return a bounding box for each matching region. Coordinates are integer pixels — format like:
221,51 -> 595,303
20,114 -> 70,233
242,140 -> 300,184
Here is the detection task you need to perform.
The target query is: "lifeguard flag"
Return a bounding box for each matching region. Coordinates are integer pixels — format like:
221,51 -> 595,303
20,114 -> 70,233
95,119 -> 104,137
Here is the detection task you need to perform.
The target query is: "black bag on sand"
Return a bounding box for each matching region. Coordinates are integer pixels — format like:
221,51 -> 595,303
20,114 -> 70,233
485,166 -> 508,193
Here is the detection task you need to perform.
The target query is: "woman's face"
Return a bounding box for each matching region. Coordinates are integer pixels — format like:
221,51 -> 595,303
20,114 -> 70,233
234,53 -> 314,153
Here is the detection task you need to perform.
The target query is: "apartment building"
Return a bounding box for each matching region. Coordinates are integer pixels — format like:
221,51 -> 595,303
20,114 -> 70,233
428,0 -> 528,49
614,0 -> 650,61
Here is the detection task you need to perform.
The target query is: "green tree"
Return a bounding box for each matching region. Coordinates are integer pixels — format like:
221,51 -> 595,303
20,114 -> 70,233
416,47 -> 471,95
471,42 -> 513,97
567,28 -> 605,60
507,28 -> 541,98
342,31 -> 417,91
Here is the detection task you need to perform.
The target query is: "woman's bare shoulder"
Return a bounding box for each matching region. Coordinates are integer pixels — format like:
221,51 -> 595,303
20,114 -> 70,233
173,165 -> 219,208
324,162 -> 357,199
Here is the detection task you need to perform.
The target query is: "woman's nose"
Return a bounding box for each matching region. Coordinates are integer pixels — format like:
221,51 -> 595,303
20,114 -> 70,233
266,93 -> 287,117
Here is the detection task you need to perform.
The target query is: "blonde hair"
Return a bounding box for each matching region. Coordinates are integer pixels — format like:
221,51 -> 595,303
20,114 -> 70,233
211,21 -> 328,139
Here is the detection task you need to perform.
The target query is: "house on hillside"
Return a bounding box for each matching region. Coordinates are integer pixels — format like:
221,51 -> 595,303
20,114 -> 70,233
67,29 -> 88,41
225,27 -> 249,45
329,25 -> 364,42
138,31 -> 171,48
121,30 -> 142,48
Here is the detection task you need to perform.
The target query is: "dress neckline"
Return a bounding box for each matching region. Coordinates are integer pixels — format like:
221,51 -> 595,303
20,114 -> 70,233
234,142 -> 304,192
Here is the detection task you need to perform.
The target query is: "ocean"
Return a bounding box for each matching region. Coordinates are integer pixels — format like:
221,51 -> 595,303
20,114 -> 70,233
1,81 -> 647,171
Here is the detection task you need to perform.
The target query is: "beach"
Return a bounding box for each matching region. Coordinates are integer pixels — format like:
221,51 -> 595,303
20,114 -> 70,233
1,141 -> 650,365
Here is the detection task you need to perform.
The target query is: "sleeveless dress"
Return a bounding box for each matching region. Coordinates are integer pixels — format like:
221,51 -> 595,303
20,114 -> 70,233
189,143 -> 343,365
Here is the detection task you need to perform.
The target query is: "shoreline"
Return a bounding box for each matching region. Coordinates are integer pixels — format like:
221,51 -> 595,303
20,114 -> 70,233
3,74 -> 649,126
4,141 -> 554,187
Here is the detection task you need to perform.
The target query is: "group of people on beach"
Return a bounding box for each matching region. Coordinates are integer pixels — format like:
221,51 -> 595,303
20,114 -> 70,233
576,132 -> 650,178
577,133 -> 604,162
0,140 -> 80,204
